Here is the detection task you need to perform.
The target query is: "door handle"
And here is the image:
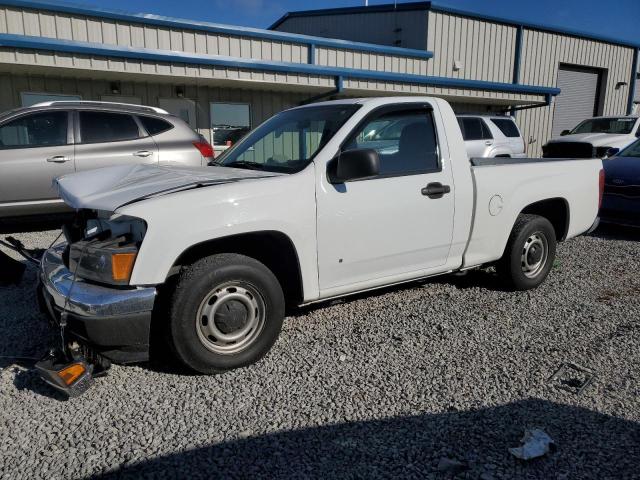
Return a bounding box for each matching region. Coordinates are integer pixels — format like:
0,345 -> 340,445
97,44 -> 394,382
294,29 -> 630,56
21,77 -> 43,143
46,155 -> 70,163
421,182 -> 451,199
134,150 -> 153,158
485,140 -> 493,146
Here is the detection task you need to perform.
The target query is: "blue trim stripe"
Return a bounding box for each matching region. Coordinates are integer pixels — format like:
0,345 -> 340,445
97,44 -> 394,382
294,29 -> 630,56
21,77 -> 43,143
0,0 -> 433,59
271,1 -> 640,50
0,33 -> 560,97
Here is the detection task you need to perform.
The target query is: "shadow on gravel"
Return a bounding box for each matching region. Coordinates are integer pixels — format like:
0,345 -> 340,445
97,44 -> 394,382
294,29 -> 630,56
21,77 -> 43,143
93,399 -> 639,479
590,223 -> 640,242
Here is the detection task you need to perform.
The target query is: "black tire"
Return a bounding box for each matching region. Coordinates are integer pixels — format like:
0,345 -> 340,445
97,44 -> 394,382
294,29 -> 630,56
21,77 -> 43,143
167,253 -> 285,374
496,214 -> 557,291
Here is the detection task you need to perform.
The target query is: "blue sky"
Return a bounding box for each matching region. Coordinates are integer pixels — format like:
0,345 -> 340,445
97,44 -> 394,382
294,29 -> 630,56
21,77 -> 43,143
67,0 -> 639,45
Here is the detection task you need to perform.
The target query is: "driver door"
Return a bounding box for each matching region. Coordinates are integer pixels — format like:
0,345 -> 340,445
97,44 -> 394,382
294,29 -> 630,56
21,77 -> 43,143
316,105 -> 455,294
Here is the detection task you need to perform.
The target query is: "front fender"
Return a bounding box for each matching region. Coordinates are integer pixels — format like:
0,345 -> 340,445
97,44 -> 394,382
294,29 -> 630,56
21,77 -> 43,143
117,167 -> 319,300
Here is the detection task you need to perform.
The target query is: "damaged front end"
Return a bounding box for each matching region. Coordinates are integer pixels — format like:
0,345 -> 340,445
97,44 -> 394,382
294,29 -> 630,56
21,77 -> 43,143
36,210 -> 156,397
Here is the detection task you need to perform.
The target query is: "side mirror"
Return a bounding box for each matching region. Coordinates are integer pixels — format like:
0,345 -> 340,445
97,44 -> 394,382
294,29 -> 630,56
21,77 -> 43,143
560,129 -> 571,136
327,148 -> 379,184
605,147 -> 620,157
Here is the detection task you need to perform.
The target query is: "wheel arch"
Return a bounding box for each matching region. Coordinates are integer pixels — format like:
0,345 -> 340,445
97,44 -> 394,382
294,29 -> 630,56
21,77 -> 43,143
519,197 -> 570,241
169,230 -> 304,307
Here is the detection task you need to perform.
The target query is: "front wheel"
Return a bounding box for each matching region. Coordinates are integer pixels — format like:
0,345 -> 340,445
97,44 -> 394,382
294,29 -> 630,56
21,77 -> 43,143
496,214 -> 557,290
167,253 -> 285,374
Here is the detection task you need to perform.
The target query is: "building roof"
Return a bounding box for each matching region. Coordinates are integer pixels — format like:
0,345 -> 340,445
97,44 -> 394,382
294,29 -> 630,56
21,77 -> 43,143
269,1 -> 640,51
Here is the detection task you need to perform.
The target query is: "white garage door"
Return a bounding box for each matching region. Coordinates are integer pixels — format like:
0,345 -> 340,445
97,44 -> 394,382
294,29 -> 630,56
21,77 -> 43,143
552,66 -> 600,137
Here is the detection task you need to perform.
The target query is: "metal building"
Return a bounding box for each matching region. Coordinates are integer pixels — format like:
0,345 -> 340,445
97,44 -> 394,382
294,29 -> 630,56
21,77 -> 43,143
272,2 -> 639,155
0,0 -> 635,156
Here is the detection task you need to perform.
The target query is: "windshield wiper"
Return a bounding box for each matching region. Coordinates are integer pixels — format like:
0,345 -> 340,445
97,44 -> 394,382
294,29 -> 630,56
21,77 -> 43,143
224,161 -> 266,171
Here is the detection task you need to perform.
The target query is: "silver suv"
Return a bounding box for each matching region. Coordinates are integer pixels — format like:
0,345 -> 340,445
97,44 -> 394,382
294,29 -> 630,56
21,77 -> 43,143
0,101 -> 213,230
456,114 -> 526,158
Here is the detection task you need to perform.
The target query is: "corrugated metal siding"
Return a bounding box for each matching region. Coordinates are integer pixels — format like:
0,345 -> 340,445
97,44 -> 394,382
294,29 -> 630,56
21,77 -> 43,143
273,11 -> 428,50
0,71 -> 310,142
517,29 -> 634,156
551,66 -> 600,137
314,47 -> 428,76
635,73 -> 640,103
426,11 -> 516,83
0,6 -> 310,62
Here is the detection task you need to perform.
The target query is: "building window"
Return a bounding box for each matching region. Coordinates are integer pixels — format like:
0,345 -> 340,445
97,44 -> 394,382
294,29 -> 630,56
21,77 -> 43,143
20,92 -> 81,107
210,103 -> 251,148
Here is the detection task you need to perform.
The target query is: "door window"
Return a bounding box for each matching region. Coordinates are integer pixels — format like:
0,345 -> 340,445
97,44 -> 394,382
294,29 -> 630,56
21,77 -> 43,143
458,117 -> 493,140
344,109 -> 439,176
0,111 -> 68,149
79,111 -> 141,144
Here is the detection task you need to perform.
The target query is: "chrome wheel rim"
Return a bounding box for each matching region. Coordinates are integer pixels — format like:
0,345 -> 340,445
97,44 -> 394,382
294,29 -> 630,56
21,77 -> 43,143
196,282 -> 266,355
521,232 -> 548,279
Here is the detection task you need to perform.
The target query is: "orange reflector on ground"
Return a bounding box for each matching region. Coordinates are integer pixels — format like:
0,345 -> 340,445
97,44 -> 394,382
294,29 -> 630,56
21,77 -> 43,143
57,363 -> 86,386
112,252 -> 137,282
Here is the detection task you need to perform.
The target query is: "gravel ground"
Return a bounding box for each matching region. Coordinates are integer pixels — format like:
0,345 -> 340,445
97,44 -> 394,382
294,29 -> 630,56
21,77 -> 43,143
1,227 -> 639,479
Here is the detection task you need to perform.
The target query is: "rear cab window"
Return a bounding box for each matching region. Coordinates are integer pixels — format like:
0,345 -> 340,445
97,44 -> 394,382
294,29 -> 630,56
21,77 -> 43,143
139,116 -> 173,136
490,118 -> 521,137
79,111 -> 141,144
458,117 -> 493,141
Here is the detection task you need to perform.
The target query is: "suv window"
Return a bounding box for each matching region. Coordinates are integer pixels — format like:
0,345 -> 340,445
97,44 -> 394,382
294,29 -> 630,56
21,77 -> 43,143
139,116 -> 173,136
458,117 -> 493,141
491,118 -> 520,137
79,111 -> 140,144
0,111 -> 67,149
344,108 -> 439,176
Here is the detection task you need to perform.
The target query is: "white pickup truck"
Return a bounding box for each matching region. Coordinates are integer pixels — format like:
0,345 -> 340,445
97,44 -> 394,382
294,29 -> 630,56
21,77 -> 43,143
38,97 -> 603,377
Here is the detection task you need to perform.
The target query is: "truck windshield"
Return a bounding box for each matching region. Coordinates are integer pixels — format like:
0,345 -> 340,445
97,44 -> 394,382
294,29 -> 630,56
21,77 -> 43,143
214,104 -> 360,173
570,117 -> 637,135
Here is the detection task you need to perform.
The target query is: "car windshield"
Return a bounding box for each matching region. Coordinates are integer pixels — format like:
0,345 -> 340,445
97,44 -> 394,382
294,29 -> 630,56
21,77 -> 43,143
570,117 -> 637,135
618,139 -> 640,158
214,104 -> 360,173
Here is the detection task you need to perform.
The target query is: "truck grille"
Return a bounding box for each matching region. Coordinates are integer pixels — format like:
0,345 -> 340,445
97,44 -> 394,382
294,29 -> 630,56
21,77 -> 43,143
542,142 -> 594,158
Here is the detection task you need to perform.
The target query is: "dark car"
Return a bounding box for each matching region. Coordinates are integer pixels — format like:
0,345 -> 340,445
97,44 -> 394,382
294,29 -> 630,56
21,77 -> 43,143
600,139 -> 640,227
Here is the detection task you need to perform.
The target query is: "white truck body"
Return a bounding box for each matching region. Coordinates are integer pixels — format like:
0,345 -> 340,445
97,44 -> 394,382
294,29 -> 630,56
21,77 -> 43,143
55,97 -> 601,302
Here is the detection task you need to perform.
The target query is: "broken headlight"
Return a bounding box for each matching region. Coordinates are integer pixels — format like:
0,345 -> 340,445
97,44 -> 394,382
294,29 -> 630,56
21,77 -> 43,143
67,215 -> 146,286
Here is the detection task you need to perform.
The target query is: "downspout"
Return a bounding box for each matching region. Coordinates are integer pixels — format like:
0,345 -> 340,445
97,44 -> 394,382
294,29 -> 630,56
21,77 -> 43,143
510,25 -> 523,118
299,75 -> 344,105
627,48 -> 638,115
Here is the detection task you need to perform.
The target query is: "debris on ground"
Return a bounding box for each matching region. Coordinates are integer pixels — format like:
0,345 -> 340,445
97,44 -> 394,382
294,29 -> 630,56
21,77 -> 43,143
437,457 -> 469,474
509,428 -> 555,460
550,362 -> 597,395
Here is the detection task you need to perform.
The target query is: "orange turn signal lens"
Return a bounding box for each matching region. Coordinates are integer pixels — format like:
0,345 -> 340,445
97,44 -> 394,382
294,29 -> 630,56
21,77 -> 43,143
112,252 -> 137,282
57,363 -> 86,386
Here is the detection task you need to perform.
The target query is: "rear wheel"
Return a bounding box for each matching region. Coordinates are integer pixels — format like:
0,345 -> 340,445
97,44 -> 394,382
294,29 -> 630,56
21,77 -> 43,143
167,253 -> 285,374
496,214 -> 557,290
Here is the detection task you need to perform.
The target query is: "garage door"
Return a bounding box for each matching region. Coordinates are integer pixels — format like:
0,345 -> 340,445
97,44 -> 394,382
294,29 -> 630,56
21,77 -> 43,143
552,66 -> 600,137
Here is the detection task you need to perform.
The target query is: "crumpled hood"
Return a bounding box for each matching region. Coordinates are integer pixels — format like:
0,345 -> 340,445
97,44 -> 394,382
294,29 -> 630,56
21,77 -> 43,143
56,164 -> 281,211
547,132 -> 634,147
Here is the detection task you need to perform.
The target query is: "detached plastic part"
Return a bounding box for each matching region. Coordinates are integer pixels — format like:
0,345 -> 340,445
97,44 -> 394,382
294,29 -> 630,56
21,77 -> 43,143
509,428 -> 555,460
35,350 -> 94,398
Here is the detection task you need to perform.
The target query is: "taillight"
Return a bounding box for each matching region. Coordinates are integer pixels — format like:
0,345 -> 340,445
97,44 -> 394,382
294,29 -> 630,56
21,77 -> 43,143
193,141 -> 214,159
598,168 -> 605,209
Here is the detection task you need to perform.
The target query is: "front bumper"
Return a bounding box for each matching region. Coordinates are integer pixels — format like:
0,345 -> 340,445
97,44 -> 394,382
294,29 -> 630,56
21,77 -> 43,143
38,244 -> 157,363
